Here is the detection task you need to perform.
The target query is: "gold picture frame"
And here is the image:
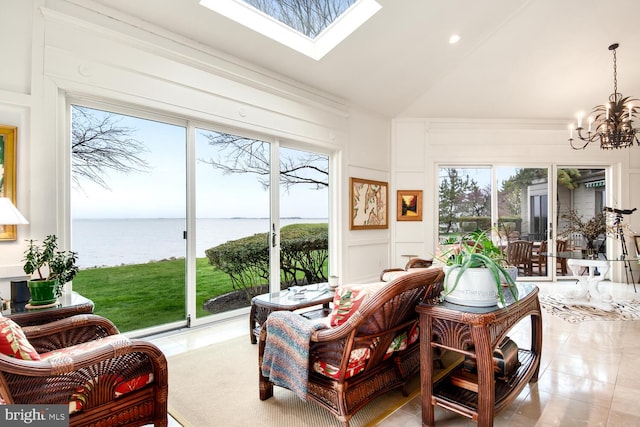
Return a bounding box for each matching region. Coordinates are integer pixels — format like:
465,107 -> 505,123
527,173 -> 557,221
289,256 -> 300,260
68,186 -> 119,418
0,125 -> 18,241
350,177 -> 388,230
397,190 -> 422,221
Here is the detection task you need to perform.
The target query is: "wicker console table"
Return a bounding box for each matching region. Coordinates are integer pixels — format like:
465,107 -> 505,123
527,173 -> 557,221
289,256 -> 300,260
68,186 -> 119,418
417,283 -> 542,427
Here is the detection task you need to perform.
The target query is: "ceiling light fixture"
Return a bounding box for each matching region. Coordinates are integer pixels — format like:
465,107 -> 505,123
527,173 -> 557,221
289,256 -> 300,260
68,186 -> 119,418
449,34 -> 460,44
569,43 -> 638,150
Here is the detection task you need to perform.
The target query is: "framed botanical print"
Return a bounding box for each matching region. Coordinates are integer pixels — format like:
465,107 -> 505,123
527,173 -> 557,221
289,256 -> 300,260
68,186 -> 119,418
0,125 -> 18,240
350,177 -> 388,230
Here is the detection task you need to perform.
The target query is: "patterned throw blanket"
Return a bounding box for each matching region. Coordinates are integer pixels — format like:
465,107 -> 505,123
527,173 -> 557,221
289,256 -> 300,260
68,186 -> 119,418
261,311 -> 327,400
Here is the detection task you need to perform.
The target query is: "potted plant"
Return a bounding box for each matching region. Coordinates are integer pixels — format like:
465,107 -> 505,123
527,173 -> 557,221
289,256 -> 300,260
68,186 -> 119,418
436,230 -> 518,307
559,210 -> 607,257
23,235 -> 79,305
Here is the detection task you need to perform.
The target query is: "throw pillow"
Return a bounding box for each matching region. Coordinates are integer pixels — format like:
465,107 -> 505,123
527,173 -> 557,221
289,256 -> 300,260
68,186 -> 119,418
0,317 -> 40,360
329,282 -> 387,327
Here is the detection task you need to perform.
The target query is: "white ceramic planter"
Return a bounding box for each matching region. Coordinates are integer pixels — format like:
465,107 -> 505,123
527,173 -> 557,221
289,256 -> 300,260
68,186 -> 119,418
443,266 -> 500,307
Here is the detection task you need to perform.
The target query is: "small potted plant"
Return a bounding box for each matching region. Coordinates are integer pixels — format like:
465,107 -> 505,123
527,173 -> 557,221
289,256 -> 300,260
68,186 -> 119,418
436,230 -> 518,307
23,235 -> 79,305
559,210 -> 607,257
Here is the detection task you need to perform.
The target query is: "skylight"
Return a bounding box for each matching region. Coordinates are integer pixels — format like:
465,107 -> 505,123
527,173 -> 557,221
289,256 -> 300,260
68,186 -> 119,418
199,0 -> 382,60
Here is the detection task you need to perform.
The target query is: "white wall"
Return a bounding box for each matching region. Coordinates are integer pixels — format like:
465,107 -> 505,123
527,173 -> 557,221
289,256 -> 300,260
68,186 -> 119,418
0,0 -> 392,296
391,118 -> 640,282
345,107 -> 391,283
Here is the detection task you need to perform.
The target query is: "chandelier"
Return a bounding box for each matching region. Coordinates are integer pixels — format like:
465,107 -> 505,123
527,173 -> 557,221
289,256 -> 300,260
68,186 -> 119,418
569,43 -> 639,150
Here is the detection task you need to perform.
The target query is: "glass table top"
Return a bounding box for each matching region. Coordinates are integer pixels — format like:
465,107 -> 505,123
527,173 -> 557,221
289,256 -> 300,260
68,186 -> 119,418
253,283 -> 333,307
544,251 -> 639,262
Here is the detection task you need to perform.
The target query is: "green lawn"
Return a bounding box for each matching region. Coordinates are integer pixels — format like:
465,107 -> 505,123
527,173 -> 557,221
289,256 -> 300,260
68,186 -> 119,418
72,258 -> 234,332
73,257 -> 327,333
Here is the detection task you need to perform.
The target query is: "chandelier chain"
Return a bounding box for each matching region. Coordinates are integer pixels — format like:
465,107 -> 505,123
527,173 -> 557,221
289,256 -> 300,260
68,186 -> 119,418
613,47 -> 617,96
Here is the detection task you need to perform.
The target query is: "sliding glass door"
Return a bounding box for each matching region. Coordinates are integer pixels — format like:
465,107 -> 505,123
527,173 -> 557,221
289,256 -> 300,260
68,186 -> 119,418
439,165 -> 552,279
194,128 -> 272,319
556,167 -> 607,277
439,164 -> 613,281
193,130 -> 329,321
70,102 -> 331,332
71,104 -> 187,332
438,167 -> 492,239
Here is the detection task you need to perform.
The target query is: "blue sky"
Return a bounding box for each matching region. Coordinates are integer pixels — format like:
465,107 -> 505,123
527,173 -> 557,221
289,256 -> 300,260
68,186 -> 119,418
71,109 -> 328,219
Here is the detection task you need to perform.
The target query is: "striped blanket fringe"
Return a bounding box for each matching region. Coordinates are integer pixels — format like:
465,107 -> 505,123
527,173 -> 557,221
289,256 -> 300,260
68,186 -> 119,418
261,311 -> 327,400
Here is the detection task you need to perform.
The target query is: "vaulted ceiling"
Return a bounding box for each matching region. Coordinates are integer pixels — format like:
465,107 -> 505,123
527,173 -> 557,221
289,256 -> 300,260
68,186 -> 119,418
83,0 -> 640,122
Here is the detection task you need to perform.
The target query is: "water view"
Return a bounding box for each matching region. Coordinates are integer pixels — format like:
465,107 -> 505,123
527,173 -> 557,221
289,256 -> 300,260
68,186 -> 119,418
72,217 -> 327,268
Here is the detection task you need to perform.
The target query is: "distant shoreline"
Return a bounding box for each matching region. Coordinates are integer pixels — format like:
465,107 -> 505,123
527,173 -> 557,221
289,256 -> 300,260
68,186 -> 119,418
72,217 -> 327,268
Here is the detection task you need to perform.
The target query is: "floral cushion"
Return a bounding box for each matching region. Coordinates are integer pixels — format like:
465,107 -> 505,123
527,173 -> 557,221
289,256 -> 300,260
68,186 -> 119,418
0,317 -> 40,360
39,335 -> 127,361
40,335 -> 154,414
329,282 -> 387,327
312,347 -> 370,379
313,322 -> 420,378
384,321 -> 419,359
67,373 -> 154,414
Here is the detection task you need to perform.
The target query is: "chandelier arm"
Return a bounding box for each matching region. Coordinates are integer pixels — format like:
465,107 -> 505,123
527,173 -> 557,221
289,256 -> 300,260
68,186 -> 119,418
570,138 -> 590,150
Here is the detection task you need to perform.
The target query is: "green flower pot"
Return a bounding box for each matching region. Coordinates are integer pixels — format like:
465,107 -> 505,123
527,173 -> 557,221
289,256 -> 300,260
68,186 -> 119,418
27,280 -> 59,305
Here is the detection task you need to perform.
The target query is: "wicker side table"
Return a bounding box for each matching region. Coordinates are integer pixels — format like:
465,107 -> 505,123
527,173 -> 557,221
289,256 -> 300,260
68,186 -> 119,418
417,283 -> 542,427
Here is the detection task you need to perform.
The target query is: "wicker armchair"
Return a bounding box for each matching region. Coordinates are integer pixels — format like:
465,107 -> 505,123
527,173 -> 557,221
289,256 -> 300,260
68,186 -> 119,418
259,267 -> 444,427
0,314 -> 168,427
379,257 -> 433,281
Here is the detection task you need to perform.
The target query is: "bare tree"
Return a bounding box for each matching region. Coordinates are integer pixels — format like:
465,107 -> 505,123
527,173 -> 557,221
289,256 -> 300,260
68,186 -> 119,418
71,105 -> 150,190
199,131 -> 328,190
244,0 -> 354,38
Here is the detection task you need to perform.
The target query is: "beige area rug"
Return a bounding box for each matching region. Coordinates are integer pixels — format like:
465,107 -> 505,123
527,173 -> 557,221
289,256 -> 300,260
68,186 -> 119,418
540,294 -> 640,323
168,335 -> 461,427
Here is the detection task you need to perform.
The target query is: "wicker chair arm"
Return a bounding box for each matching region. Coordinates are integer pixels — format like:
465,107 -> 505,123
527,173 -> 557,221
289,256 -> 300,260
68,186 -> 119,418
404,257 -> 433,269
379,267 -> 404,281
22,314 -> 120,353
311,314 -> 361,342
0,338 -> 167,406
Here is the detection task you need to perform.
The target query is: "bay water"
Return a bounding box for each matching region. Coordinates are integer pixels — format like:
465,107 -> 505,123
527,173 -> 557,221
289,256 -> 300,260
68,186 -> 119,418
72,218 -> 327,269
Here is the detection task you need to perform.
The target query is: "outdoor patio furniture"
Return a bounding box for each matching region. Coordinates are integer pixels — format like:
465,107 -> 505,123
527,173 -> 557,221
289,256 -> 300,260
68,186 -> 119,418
507,240 -> 534,276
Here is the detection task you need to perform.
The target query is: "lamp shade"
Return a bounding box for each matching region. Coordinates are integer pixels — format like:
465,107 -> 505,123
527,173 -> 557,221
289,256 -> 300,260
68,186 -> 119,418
0,198 -> 29,225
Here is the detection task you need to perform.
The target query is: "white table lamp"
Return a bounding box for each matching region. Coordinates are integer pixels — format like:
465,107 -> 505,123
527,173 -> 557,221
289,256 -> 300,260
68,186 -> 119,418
0,197 -> 29,225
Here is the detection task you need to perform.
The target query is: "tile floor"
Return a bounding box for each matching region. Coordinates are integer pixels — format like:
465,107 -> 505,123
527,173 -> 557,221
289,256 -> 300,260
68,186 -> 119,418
147,281 -> 640,426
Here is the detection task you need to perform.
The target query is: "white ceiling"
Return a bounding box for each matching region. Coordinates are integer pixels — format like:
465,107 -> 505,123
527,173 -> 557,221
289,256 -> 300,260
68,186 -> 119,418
81,0 -> 640,121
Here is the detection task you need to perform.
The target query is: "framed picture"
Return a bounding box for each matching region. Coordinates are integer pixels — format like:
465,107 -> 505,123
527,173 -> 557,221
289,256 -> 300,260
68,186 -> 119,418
397,190 -> 422,221
0,125 -> 18,241
634,235 -> 640,257
350,177 -> 388,230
